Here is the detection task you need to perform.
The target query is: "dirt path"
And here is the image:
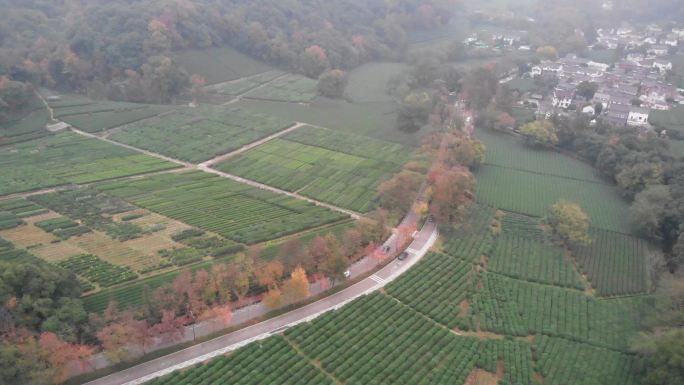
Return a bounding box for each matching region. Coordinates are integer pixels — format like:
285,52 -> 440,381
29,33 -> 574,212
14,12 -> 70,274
197,164 -> 361,219
34,90 -> 55,121
198,122 -> 307,168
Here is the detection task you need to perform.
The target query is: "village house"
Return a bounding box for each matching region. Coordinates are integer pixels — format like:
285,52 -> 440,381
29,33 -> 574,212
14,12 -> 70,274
653,59 -> 673,72
552,86 -> 575,109
649,44 -> 670,56
605,104 -> 630,126
627,106 -> 650,126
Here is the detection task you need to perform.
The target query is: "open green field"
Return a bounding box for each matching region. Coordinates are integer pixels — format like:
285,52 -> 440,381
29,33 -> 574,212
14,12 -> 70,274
476,164 -> 631,233
243,74 -> 318,103
175,46 -> 274,85
96,171 -> 348,244
109,106 -> 292,163
346,62 -> 409,103
50,95 -> 171,133
236,98 -> 432,147
503,78 -> 539,93
476,129 -> 605,183
0,132 -> 178,196
216,125 -> 411,212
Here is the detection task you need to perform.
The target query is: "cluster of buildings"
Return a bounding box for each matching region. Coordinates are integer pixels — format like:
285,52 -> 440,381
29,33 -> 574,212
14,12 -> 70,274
527,25 -> 684,128
463,31 -> 531,52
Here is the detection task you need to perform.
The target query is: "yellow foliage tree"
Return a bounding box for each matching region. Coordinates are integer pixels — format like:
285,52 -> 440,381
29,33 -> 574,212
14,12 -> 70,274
545,200 -> 591,246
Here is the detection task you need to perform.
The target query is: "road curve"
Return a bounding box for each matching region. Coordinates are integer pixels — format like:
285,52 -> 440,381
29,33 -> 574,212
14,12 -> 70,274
85,222 -> 438,385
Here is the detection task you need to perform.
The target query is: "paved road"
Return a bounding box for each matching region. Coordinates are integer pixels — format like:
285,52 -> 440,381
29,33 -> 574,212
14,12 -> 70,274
85,221 -> 438,385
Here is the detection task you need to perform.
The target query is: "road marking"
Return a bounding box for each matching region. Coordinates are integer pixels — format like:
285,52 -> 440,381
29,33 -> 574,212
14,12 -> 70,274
370,275 -> 386,285
406,248 -> 418,254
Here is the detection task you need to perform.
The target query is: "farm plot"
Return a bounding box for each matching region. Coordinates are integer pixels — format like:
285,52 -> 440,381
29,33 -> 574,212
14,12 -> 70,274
442,204 -> 497,263
475,129 -> 605,183
82,257 -> 232,313
216,127 -> 411,212
0,236 -> 39,262
285,293 -> 482,385
471,273 -> 648,350
0,132 -> 178,196
205,70 -> 285,96
175,46 -> 274,84
0,212 -> 23,230
58,254 -> 137,288
51,96 -> 171,133
535,336 -> 641,385
236,98 -> 433,147
477,339 -> 535,385
148,336 -> 334,385
476,164 -> 632,233
0,198 -> 48,217
96,171 -> 348,244
488,236 -> 584,289
571,228 -> 649,296
260,220 -> 355,261
0,105 -> 50,145
243,74 -> 317,103
385,251 -> 474,330
109,105 -> 292,163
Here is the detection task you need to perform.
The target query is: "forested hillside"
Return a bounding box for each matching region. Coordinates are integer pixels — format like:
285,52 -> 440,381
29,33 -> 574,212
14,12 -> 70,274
0,0 -> 456,115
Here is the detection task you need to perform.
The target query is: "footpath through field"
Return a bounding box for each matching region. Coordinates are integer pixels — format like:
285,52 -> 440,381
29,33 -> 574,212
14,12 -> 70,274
85,220 -> 438,385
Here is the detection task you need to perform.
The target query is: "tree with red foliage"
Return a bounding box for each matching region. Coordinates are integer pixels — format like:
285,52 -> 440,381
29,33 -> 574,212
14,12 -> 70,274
428,165 -> 475,224
152,310 -> 185,344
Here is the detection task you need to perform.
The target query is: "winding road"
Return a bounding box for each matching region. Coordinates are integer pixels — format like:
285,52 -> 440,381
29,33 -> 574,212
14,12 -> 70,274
85,221 -> 438,385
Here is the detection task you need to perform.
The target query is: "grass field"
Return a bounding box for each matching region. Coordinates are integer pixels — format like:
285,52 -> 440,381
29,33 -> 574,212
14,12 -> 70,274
476,164 -> 632,233
236,98 -> 432,147
96,171 -> 348,244
503,78 -> 538,93
175,46 -> 274,85
0,132 -> 178,196
216,125 -> 411,212
109,105 -> 292,163
243,74 -> 318,103
346,62 -> 409,103
584,48 -> 620,64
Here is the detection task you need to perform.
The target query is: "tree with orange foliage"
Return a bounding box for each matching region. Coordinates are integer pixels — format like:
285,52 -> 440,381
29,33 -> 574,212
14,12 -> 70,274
281,267 -> 310,304
342,228 -> 363,257
36,332 -> 93,383
254,260 -> 284,289
494,111 -> 515,131
429,165 -> 475,224
97,317 -> 140,363
262,287 -> 283,309
378,169 -> 423,215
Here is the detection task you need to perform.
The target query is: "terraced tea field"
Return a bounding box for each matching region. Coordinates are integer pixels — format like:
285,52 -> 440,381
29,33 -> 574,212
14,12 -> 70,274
0,132 -> 178,195
571,228 -> 649,296
216,125 -> 411,212
50,95 -> 171,133
476,129 -> 604,183
243,73 -> 318,103
476,164 -> 631,233
0,103 -> 50,145
96,171 -> 348,244
175,46 -> 274,84
109,105 -> 292,163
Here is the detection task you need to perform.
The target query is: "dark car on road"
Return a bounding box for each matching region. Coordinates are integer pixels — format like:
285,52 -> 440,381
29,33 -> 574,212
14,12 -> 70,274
397,252 -> 409,261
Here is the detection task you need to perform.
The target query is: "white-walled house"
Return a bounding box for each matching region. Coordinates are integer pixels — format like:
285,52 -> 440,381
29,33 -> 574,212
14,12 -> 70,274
627,106 -> 650,126
653,59 -> 673,72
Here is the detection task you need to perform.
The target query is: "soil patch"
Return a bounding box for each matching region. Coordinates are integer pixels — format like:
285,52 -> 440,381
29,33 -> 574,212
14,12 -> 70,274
465,368 -> 500,385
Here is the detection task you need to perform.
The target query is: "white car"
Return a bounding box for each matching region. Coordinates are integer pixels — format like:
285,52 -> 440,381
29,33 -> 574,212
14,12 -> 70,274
344,269 -> 351,278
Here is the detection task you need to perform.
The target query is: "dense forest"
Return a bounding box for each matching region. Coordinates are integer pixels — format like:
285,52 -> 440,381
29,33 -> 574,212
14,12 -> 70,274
0,0 -> 457,117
